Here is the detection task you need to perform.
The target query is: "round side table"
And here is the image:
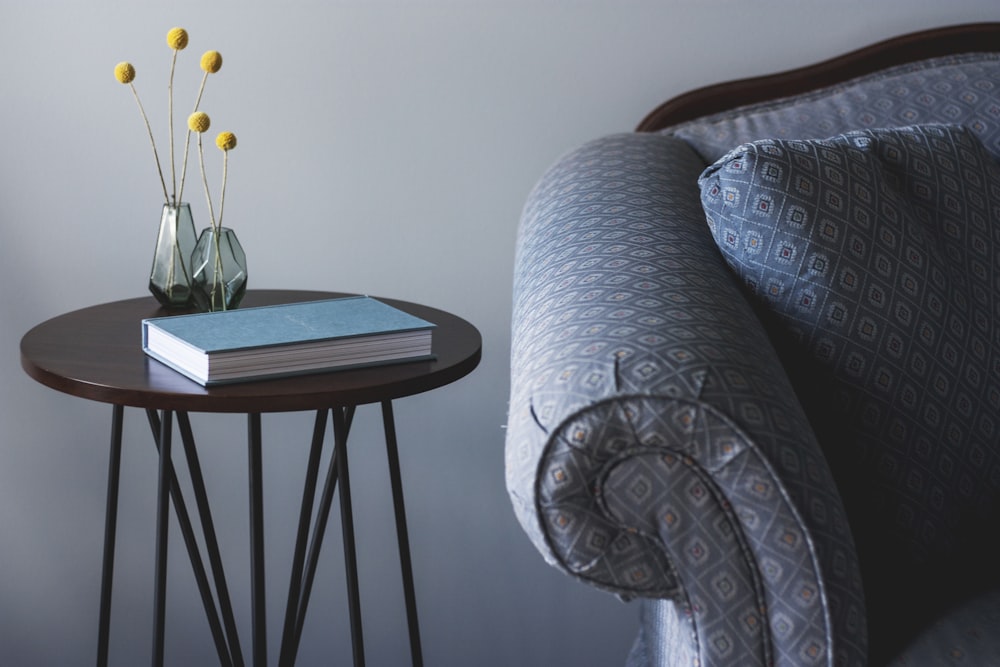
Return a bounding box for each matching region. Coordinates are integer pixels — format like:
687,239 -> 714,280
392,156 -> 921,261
21,290 -> 482,667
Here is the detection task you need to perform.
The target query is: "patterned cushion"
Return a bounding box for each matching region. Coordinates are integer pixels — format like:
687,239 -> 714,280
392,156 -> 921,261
698,123 -> 1000,660
669,53 -> 1000,164
508,133 -> 867,666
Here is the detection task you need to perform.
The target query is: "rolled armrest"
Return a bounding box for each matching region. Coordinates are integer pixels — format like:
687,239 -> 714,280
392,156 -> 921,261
506,133 -> 866,666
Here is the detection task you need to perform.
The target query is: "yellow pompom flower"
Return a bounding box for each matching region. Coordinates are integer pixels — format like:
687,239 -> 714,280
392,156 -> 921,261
216,132 -> 237,151
188,111 -> 211,133
201,51 -> 223,74
167,27 -> 189,50
114,62 -> 136,84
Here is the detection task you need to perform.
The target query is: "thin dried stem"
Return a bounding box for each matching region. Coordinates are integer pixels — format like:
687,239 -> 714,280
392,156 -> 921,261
177,71 -> 209,205
129,82 -> 170,204
193,71 -> 209,112
196,133 -> 217,231
168,49 -> 178,205
178,130 -> 192,205
197,133 -> 225,309
218,150 -> 229,228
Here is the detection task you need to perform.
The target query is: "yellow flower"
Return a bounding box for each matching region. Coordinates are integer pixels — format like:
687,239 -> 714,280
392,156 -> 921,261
188,111 -> 211,133
167,27 -> 189,50
201,51 -> 223,74
216,132 -> 237,151
114,62 -> 135,84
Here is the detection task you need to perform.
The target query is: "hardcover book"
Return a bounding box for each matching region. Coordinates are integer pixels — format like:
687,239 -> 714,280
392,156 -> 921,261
142,296 -> 435,386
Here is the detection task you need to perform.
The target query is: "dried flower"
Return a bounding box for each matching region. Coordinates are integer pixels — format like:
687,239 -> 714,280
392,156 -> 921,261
188,111 -> 211,133
201,51 -> 223,74
216,132 -> 237,151
167,27 -> 189,51
115,59 -> 170,202
115,26 -> 239,227
114,62 -> 135,84
182,52 -> 222,203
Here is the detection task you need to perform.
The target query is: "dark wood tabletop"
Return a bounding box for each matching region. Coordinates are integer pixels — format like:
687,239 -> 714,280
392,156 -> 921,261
20,290 -> 482,413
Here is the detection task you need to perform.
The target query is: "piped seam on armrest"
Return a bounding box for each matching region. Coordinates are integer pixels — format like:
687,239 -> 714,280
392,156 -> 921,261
533,392 -> 834,665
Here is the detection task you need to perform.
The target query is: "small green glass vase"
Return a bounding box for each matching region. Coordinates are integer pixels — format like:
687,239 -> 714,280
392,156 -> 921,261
149,202 -> 198,309
191,226 -> 248,312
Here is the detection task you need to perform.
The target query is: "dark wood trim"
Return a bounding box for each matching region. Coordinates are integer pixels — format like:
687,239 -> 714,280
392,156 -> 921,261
637,22 -> 1000,132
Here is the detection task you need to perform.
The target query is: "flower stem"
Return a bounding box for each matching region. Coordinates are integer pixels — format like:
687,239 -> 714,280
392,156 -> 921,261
178,130 -> 192,205
196,133 -> 217,231
177,72 -> 209,206
213,228 -> 225,311
197,134 -> 225,310
168,49 -> 179,206
218,150 -> 229,228
130,83 -> 170,204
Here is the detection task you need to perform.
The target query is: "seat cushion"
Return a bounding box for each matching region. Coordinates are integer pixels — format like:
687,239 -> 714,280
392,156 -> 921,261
889,588 -> 1000,666
697,123 -> 1000,659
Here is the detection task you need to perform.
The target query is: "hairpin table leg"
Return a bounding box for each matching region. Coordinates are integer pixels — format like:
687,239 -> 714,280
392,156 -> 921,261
381,400 -> 423,667
332,406 -> 365,667
96,404 -> 124,667
248,413 -> 266,666
152,410 -> 173,667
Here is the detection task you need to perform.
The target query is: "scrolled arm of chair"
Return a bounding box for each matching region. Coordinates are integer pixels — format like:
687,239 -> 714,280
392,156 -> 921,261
506,133 -> 866,666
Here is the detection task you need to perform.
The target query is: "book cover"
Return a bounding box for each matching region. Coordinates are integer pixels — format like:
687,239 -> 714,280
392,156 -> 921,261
142,296 -> 436,385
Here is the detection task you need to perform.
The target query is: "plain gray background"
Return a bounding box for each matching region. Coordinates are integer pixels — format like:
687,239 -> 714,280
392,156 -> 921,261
3,2 -> 1000,665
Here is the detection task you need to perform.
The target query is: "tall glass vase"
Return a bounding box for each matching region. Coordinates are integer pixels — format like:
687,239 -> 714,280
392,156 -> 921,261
191,226 -> 248,312
149,202 -> 198,309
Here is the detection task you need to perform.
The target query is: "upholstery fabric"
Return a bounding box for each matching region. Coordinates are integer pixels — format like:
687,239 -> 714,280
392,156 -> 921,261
698,123 -> 1000,660
669,54 -> 1000,164
507,132 -> 865,666
889,588 -> 1000,666
509,50 -> 1000,667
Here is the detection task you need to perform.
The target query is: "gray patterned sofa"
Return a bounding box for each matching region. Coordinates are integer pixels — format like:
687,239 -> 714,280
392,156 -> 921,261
506,24 -> 1000,666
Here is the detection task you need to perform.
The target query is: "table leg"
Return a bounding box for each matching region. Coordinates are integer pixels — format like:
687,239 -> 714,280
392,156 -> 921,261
248,413 -> 267,666
285,407 -> 355,663
278,409 -> 328,666
332,406 -> 365,667
152,410 -> 173,667
381,401 -> 423,667
146,411 -> 234,667
97,404 -> 124,667
176,413 -> 244,667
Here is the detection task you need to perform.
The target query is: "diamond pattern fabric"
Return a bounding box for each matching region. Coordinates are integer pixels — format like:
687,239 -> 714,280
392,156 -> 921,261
508,51 -> 1000,667
698,123 -> 1000,660
507,132 -> 865,666
670,54 -> 1000,164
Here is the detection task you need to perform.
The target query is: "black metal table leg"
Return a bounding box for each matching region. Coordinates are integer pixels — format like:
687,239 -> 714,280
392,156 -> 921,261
284,407 -> 355,664
97,404 -> 124,667
248,413 -> 267,666
152,410 -> 173,667
279,409 -> 328,666
381,401 -> 423,667
146,411 -> 233,667
100,402 -> 426,667
176,413 -> 244,667
332,406 -> 365,667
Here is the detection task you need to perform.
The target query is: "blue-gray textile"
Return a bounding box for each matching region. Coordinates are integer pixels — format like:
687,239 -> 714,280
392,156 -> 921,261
698,123 -> 1000,660
507,132 -> 865,666
507,51 -> 1000,666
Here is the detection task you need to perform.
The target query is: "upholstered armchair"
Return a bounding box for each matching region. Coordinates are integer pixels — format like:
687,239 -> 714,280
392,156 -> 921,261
506,24 -> 1000,666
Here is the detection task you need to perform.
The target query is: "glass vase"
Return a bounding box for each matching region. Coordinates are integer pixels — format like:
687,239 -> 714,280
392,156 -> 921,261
191,226 -> 248,312
149,202 -> 198,309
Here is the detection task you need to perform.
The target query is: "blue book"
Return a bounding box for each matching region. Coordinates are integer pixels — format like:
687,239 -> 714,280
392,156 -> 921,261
142,296 -> 435,385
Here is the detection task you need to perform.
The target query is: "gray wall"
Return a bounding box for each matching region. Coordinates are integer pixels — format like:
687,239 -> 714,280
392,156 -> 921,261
3,2 -> 998,665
